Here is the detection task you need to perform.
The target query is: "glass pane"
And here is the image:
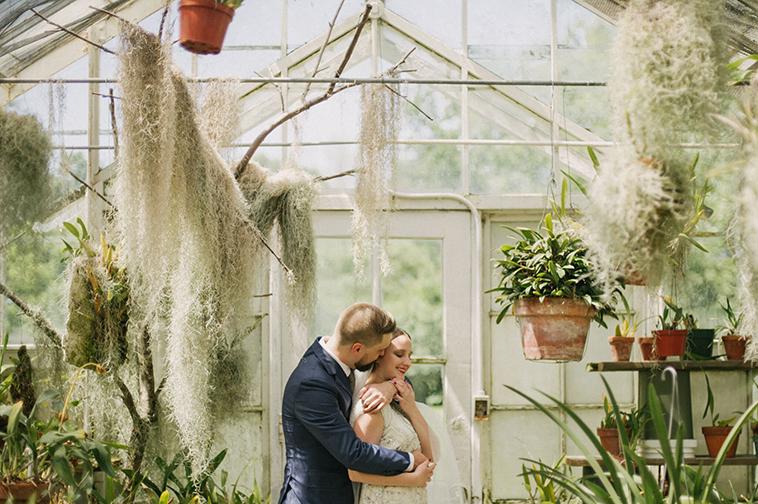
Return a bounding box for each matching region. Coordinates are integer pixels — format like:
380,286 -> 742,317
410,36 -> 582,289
557,0 -> 615,81
468,0 -> 550,80
556,86 -> 612,139
405,364 -> 443,409
314,238 -> 371,337
382,239 -> 443,356
3,229 -> 69,345
394,144 -> 461,192
469,87 -> 552,140
287,0 -> 365,49
469,145 -> 552,194
385,0 -> 463,49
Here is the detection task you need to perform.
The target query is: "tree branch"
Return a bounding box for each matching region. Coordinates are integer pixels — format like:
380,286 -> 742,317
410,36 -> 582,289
0,280 -> 63,349
31,8 -> 115,55
233,4 -> 373,177
66,169 -> 115,208
314,168 -> 356,183
301,0 -> 346,101
108,88 -> 120,159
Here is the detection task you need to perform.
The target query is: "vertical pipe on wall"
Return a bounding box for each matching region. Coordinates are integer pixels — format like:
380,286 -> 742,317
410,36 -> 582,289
86,31 -> 103,234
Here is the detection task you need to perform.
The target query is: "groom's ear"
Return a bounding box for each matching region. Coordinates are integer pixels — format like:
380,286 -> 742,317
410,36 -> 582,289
350,342 -> 364,355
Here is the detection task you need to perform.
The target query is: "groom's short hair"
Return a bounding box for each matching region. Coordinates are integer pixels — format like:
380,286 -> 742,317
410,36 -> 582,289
335,303 -> 396,347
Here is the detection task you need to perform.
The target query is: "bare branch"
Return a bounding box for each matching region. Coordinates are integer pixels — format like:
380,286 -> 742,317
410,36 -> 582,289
0,280 -> 63,349
327,4 -> 372,95
382,84 -> 433,122
89,6 -> 131,25
66,169 -> 115,208
158,1 -> 171,41
314,168 -> 356,183
31,8 -> 115,54
386,47 -> 416,76
108,88 -> 120,159
301,0 -> 346,101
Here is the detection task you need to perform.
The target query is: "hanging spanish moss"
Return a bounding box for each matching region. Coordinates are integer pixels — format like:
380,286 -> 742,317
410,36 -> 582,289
0,107 -> 52,238
353,84 -> 399,277
115,24 -> 259,474
198,79 -> 241,152
240,162 -> 317,327
582,0 -> 725,290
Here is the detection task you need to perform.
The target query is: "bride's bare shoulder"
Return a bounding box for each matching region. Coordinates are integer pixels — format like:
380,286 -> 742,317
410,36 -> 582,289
353,410 -> 385,444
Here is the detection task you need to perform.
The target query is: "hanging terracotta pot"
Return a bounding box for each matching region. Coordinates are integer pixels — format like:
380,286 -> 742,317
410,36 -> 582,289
702,426 -> 740,458
179,0 -> 235,55
721,335 -> 749,361
637,336 -> 655,361
514,297 -> 595,362
653,329 -> 687,359
608,336 -> 634,362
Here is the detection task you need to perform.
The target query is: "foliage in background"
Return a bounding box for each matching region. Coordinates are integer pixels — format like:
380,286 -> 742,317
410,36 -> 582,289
490,214 -> 619,328
353,84 -> 399,277
0,107 -> 53,239
509,376 -> 758,503
115,24 -> 260,475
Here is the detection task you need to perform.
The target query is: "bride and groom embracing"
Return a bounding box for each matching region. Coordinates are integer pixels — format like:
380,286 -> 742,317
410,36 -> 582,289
278,303 -> 445,504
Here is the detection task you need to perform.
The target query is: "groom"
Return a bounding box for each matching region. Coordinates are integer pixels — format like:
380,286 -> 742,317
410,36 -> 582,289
278,303 -> 430,504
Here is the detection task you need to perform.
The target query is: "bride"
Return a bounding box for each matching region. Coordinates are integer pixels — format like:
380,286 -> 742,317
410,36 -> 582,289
348,328 -> 435,503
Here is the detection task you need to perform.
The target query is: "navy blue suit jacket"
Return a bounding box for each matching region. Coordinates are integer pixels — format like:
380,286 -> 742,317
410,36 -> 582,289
278,338 -> 411,504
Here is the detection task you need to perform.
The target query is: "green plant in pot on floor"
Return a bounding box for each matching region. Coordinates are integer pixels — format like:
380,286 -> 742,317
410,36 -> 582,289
702,374 -> 740,458
490,213 -> 618,362
653,297 -> 691,359
718,298 -> 749,361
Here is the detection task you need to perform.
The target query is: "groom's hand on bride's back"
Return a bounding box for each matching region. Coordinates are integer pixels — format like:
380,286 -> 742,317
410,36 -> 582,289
409,460 -> 436,487
358,381 -> 396,414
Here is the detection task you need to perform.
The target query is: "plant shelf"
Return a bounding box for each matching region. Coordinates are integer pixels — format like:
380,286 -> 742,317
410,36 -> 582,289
565,455 -> 758,467
586,361 -> 758,372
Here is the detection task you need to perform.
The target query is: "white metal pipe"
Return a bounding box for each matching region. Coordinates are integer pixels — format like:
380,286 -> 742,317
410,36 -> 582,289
390,190 -> 483,503
51,139 -> 741,150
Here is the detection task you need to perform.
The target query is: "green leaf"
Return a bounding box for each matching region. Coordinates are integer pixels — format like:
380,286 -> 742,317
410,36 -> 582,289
159,491 -> 172,504
586,146 -> 600,171
679,233 -> 709,253
63,221 -> 80,239
7,401 -> 23,434
92,443 -> 116,476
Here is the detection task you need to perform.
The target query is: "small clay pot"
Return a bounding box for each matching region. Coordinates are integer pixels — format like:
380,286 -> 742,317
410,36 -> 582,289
597,427 -> 621,457
608,336 -> 634,362
702,426 -> 741,458
179,0 -> 235,55
653,329 -> 688,359
721,335 -> 749,361
0,480 -> 49,502
637,336 -> 656,361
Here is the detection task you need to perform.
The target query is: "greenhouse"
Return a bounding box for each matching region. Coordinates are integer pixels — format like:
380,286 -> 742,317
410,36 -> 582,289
1,0 -> 758,502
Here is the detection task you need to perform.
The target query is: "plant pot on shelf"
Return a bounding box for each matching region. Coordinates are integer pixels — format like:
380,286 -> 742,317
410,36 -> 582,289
608,336 -> 633,362
702,426 -> 741,458
597,427 -> 622,457
513,297 -> 595,362
624,269 -> 647,286
721,335 -> 749,361
653,329 -> 688,359
179,0 -> 235,55
0,480 -> 49,502
687,329 -> 715,359
637,336 -> 656,361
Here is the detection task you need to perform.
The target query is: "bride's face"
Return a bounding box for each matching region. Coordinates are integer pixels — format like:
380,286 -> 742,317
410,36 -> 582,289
375,334 -> 413,380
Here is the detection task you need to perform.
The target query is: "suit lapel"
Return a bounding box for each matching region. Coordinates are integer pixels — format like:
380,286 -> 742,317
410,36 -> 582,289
311,338 -> 353,416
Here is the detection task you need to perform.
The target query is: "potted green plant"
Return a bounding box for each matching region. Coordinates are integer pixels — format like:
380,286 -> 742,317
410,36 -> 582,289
179,0 -> 243,55
701,374 -> 740,458
609,314 -> 638,362
653,297 -> 690,359
718,298 -> 750,361
490,214 -> 617,362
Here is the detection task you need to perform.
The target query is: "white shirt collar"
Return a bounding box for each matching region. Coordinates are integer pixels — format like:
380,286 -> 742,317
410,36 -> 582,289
319,336 -> 352,377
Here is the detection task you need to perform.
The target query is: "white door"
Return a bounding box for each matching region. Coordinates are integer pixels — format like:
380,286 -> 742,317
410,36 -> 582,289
269,208 -> 473,497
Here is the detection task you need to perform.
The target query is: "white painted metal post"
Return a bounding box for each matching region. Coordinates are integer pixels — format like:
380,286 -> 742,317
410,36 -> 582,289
86,30 -> 104,233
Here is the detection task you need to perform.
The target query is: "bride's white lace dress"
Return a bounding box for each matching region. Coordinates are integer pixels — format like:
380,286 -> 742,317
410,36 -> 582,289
356,404 -> 427,504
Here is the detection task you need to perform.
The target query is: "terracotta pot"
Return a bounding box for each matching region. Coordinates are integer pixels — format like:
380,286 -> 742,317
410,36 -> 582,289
637,336 -> 656,361
624,269 -> 647,286
513,298 -> 595,362
597,427 -> 622,457
179,0 -> 235,55
653,329 -> 688,359
0,480 -> 49,502
721,335 -> 749,361
608,336 -> 634,362
702,426 -> 741,458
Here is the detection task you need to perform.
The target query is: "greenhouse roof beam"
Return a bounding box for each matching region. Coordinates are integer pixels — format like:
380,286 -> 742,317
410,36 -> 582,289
0,0 -> 164,106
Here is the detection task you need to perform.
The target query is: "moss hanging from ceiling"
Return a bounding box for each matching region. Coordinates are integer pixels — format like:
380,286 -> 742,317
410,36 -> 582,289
115,24 -> 259,475
0,108 -> 52,238
582,0 -> 725,290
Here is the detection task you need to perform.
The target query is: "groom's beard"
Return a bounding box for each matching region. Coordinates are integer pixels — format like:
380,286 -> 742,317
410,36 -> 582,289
354,360 -> 376,372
